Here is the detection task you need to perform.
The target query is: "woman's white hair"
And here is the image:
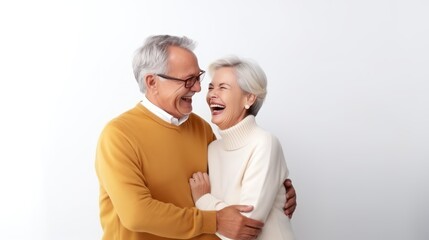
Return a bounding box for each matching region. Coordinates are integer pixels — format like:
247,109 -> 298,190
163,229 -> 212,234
208,56 -> 267,116
132,35 -> 196,93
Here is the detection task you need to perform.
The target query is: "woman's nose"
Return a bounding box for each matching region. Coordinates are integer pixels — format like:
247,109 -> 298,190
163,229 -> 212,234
208,91 -> 217,98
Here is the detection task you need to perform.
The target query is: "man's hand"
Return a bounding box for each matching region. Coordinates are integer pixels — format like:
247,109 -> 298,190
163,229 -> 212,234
216,205 -> 264,240
283,179 -> 297,218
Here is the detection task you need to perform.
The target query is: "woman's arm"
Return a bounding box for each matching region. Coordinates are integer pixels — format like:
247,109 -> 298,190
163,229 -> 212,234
190,135 -> 288,223
189,172 -> 228,211
238,135 -> 288,222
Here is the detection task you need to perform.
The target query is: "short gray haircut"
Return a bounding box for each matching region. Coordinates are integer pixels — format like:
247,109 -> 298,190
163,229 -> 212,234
132,35 -> 196,93
208,56 -> 267,116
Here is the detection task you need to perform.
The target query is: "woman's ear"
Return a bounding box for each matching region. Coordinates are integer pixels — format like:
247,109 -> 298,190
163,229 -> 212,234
246,94 -> 257,107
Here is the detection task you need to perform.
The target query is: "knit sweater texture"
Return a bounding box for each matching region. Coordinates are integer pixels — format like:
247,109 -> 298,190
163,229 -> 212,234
196,115 -> 295,239
95,103 -> 219,240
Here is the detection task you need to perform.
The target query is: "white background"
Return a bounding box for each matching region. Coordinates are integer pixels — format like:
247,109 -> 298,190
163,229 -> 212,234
0,0 -> 428,239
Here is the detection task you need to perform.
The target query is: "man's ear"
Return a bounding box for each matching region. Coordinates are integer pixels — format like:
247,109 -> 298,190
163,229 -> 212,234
145,74 -> 157,91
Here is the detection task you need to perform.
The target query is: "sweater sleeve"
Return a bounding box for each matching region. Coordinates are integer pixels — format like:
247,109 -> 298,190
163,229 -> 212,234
196,134 -> 288,225
96,122 -> 216,238
195,193 -> 228,211
239,135 -> 288,222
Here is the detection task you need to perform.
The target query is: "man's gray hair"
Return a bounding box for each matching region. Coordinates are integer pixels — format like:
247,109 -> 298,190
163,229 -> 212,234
132,35 -> 196,93
208,56 -> 267,116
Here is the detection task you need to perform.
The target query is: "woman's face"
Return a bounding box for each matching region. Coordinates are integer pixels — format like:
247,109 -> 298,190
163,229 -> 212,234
206,67 -> 250,130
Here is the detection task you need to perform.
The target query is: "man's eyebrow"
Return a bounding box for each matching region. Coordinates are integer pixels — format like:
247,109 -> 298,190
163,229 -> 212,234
183,70 -> 203,79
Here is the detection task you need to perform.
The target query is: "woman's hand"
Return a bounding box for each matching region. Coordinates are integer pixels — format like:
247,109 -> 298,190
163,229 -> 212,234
189,172 -> 211,203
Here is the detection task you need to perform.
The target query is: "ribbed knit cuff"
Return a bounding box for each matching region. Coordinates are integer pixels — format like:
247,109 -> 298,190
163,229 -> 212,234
200,210 -> 217,234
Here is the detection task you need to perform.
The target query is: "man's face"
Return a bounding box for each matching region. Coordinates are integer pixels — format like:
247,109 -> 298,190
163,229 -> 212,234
151,46 -> 202,118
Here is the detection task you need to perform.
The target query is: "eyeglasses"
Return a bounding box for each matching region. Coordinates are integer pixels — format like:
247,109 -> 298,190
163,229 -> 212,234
156,70 -> 206,88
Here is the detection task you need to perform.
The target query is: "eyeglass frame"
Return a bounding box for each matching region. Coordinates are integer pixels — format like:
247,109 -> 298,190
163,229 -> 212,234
155,70 -> 206,88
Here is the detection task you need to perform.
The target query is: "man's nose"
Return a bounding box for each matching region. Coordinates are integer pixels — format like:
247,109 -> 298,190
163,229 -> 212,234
190,80 -> 201,92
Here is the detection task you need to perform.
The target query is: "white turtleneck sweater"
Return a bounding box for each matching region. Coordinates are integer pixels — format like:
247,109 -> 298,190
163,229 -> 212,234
195,115 -> 295,240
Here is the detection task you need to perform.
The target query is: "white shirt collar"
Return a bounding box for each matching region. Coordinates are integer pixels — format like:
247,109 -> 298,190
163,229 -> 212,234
141,95 -> 189,126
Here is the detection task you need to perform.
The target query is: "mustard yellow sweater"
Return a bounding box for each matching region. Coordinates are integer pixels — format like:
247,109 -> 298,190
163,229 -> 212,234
95,103 -> 219,240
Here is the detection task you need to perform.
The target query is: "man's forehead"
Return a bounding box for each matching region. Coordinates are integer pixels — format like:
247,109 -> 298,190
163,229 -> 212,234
167,46 -> 200,75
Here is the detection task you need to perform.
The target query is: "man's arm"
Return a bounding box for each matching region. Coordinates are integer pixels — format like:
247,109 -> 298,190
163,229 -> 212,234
96,123 -> 216,238
216,205 -> 264,240
283,179 -> 297,218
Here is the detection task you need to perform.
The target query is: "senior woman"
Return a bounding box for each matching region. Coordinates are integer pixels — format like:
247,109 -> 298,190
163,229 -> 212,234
189,56 -> 295,240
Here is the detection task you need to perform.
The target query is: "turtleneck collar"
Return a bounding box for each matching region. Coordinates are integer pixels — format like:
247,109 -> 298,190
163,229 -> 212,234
218,115 -> 258,150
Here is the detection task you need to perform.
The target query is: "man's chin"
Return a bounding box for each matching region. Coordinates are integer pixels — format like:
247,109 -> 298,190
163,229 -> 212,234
178,104 -> 193,116
179,109 -> 192,116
